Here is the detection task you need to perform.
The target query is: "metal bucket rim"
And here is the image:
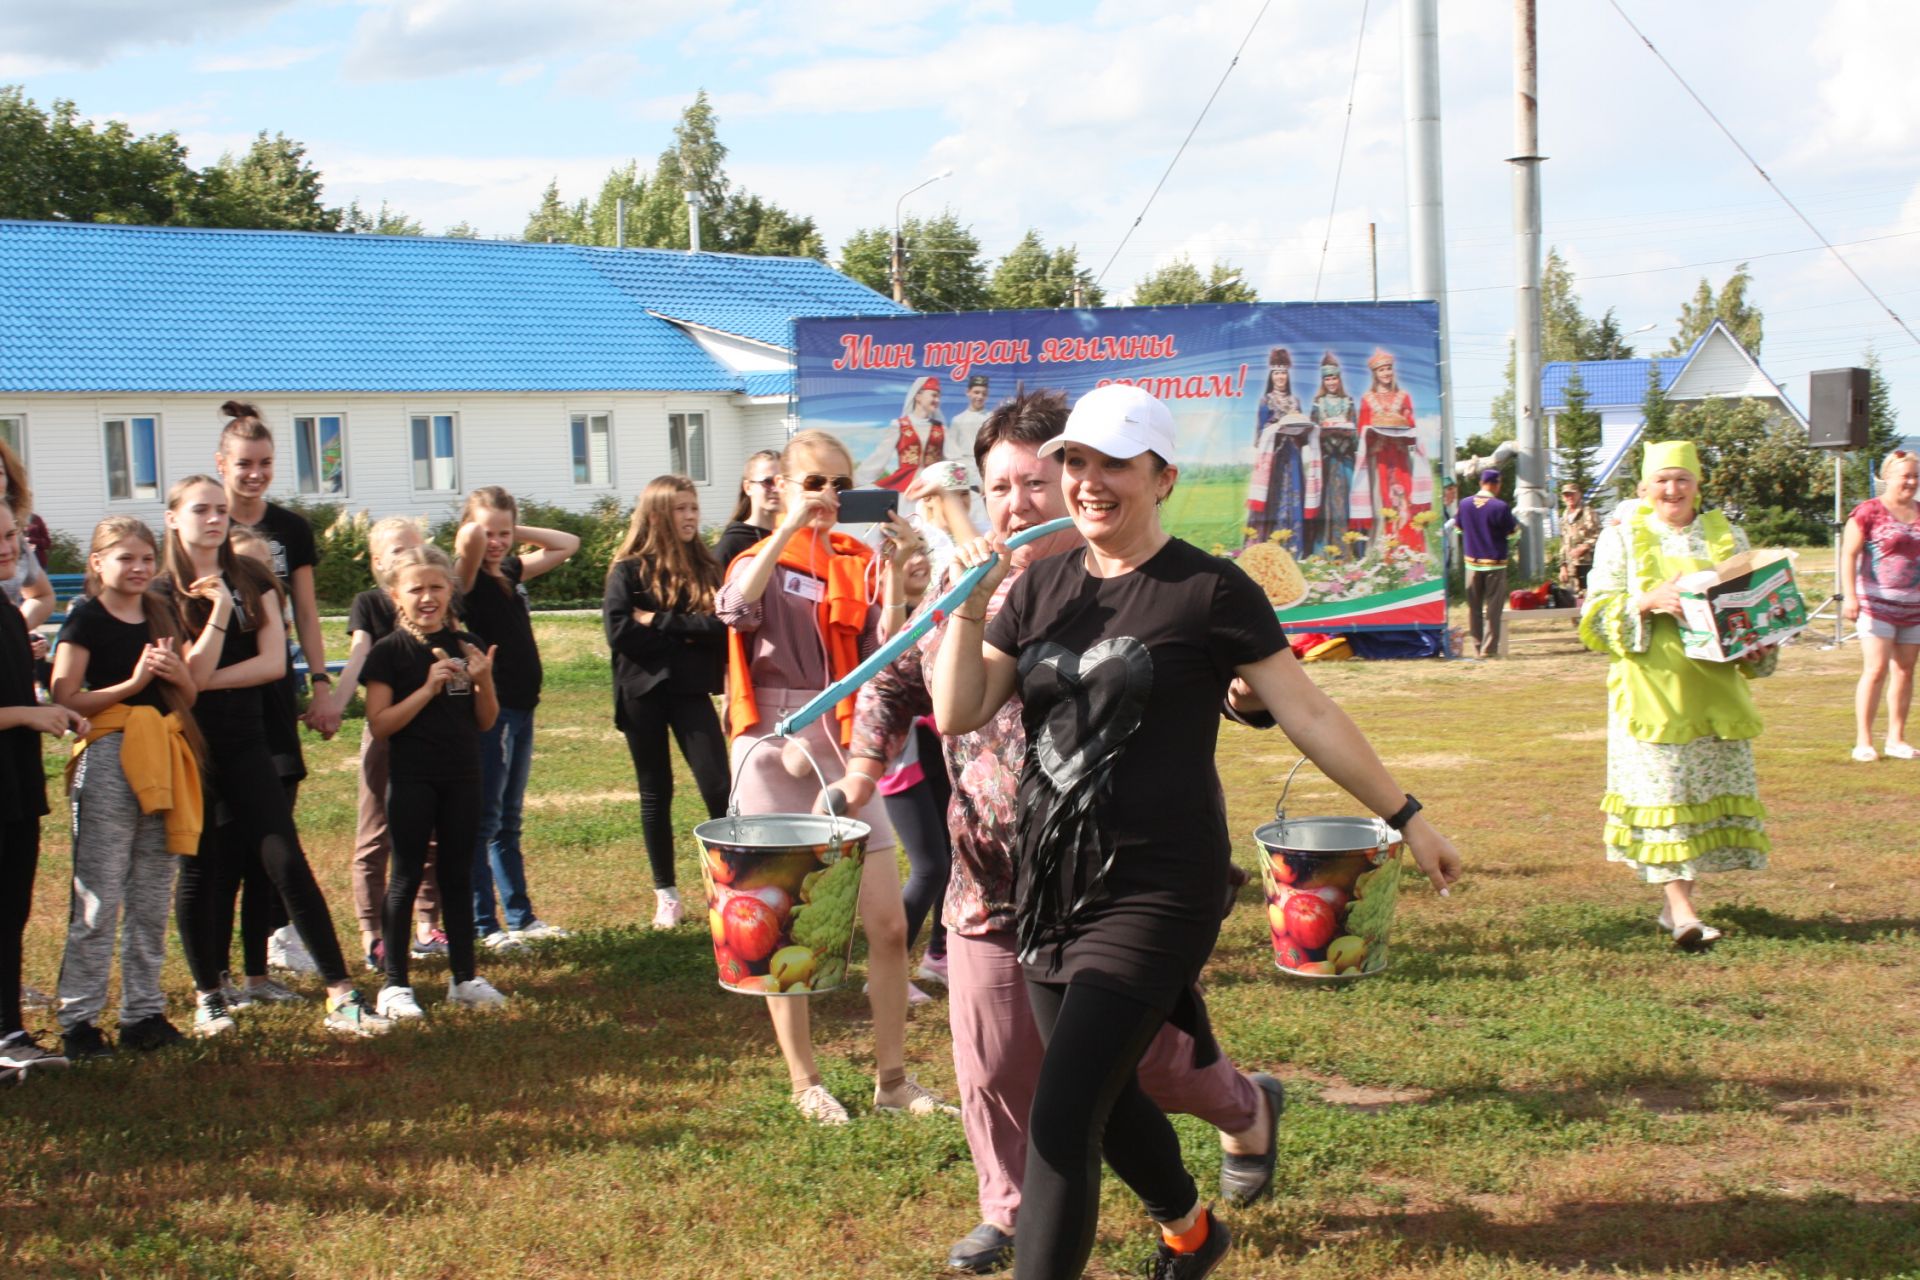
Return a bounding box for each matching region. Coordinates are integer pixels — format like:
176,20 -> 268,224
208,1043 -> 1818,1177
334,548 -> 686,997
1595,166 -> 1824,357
1254,815 -> 1401,854
694,814 -> 873,850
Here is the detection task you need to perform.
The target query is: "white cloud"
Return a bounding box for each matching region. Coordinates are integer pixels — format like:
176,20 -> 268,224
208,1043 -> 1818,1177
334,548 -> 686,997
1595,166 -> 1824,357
341,0 -> 689,81
553,51 -> 648,99
194,43 -> 334,73
0,0 -> 294,70
1801,0 -> 1920,165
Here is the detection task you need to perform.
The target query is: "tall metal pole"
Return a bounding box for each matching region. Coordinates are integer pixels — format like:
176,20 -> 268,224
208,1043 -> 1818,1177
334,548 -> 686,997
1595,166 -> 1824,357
890,229 -> 905,305
615,197 -> 625,249
1368,222 -> 1378,301
685,191 -> 702,253
1509,0 -> 1547,578
1401,0 -> 1456,510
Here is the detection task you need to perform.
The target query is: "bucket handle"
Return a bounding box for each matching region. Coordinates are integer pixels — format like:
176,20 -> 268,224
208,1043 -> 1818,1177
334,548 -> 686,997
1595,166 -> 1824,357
727,732 -> 847,851
1272,755 -> 1393,856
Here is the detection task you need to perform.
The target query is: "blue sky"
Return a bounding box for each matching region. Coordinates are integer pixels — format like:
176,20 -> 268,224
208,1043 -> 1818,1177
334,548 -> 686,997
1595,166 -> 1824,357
5,0 -> 1917,450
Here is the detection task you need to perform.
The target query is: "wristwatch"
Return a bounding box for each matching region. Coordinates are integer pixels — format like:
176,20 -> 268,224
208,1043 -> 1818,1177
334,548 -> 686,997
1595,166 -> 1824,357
1384,793 -> 1423,832
309,673 -> 333,686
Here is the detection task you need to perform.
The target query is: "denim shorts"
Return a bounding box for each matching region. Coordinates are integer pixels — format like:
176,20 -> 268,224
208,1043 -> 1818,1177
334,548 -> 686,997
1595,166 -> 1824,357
1859,613 -> 1920,645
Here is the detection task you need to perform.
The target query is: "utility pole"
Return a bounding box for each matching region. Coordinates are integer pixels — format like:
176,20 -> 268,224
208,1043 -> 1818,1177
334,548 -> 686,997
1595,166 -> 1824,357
1401,0 -> 1456,517
615,197 -> 625,249
685,190 -> 702,253
1368,222 -> 1378,301
891,229 -> 905,305
1071,279 -> 1085,309
1509,0 -> 1547,578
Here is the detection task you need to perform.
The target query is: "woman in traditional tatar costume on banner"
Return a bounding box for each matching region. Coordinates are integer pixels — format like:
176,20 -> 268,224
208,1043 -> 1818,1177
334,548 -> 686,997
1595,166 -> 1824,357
1307,351 -> 1359,559
866,375 -> 947,493
1355,347 -> 1431,553
1245,348 -> 1317,550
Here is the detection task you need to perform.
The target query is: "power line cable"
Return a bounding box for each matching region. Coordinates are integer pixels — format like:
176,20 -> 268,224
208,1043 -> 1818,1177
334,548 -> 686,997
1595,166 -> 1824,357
1312,0 -> 1371,301
1092,0 -> 1271,289
1606,0 -> 1920,348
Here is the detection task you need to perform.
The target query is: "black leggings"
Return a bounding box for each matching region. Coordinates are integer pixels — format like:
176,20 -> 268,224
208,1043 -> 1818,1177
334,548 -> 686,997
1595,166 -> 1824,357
385,775 -> 479,988
1016,980 -> 1198,1280
176,745 -> 347,991
1,818 -> 39,1036
619,688 -> 730,890
883,724 -> 950,957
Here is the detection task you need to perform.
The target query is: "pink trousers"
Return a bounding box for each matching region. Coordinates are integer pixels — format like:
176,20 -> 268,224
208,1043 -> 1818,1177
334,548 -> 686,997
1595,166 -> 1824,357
947,929 -> 1260,1230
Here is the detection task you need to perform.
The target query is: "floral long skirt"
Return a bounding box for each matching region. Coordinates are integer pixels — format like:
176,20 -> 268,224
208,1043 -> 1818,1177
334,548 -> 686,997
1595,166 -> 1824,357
1603,717 -> 1769,884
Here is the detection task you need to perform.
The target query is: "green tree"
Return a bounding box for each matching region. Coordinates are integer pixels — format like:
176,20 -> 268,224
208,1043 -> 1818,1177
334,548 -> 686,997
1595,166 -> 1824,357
1676,396 -> 1829,525
192,132 -> 336,230
1666,263 -> 1763,357
1130,255 -> 1256,305
341,200 -> 423,236
523,178 -> 587,243
1553,369 -> 1602,495
987,229 -> 1104,309
0,88 -> 197,225
442,221 -> 480,239
1489,247 -> 1637,441
1844,349 -> 1902,505
838,212 -> 990,311
1614,360 -> 1678,501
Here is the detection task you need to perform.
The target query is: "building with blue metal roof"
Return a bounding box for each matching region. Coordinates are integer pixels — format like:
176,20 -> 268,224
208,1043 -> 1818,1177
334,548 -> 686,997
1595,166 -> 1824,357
0,219 -> 906,538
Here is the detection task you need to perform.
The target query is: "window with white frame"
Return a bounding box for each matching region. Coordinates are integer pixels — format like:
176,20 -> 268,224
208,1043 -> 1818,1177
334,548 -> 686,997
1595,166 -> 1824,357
103,416 -> 161,501
668,411 -> 708,483
292,414 -> 346,496
571,412 -> 611,486
409,413 -> 458,492
0,415 -> 22,457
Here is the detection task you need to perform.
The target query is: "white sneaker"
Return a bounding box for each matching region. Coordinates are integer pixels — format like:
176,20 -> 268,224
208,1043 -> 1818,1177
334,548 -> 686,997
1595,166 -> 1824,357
511,919 -> 569,943
267,926 -> 319,975
480,930 -> 525,952
448,976 -> 508,1008
192,991 -> 237,1038
324,990 -> 392,1037
376,986 -> 425,1020
792,1083 -> 850,1125
652,897 -> 683,930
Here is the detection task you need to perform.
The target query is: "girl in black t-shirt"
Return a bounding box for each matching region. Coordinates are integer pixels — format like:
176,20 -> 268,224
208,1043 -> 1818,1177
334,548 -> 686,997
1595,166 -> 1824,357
50,517 -> 202,1057
453,486 -> 579,949
711,449 -> 783,575
0,500 -> 86,1079
163,476 -> 387,1038
363,545 -> 506,1019
603,475 -> 729,929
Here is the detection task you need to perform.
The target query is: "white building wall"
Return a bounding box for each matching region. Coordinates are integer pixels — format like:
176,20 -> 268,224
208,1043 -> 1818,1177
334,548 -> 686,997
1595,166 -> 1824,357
0,391 -> 765,543
1666,332 -> 1774,401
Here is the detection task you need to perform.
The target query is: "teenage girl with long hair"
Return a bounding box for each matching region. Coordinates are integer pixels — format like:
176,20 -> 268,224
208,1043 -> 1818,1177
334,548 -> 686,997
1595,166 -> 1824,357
212,401 -> 325,977
711,449 -> 783,574
715,428 -> 955,1124
161,476 -> 387,1036
51,518 -> 202,1057
604,475 -> 730,929
363,545 -> 507,1019
453,487 -> 579,949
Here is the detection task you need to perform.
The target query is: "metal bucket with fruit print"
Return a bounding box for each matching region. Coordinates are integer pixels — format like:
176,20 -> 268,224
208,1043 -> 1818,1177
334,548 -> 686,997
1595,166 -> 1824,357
1254,759 -> 1405,981
694,736 -> 869,997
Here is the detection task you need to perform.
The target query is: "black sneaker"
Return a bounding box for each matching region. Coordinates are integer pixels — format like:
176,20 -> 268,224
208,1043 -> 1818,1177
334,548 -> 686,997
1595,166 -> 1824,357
1149,1211 -> 1230,1280
1219,1073 -> 1285,1206
0,1030 -> 70,1074
117,1014 -> 186,1052
61,1021 -> 115,1060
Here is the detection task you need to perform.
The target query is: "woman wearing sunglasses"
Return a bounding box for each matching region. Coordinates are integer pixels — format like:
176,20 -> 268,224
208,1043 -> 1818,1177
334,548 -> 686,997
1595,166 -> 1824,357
712,450 -> 783,575
715,429 -> 959,1125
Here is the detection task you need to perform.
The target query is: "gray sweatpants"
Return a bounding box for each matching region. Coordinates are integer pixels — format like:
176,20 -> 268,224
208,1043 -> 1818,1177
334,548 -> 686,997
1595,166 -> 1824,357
57,732 -> 176,1031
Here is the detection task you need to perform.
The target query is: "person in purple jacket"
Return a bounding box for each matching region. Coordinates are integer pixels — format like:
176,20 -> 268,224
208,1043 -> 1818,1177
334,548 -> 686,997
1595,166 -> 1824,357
1456,468 -> 1519,658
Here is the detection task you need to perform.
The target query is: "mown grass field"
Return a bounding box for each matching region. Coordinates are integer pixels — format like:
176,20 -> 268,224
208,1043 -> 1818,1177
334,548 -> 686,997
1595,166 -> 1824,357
6,566 -> 1919,1279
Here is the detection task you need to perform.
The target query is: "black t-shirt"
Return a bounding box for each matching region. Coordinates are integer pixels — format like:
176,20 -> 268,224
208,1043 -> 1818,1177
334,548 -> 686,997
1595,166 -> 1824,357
348,589 -> 398,643
0,601 -> 48,823
362,626 -> 485,781
154,575 -> 269,745
461,557 -> 540,710
985,538 -> 1287,1000
56,596 -> 170,712
232,502 -> 318,593
711,522 -> 771,576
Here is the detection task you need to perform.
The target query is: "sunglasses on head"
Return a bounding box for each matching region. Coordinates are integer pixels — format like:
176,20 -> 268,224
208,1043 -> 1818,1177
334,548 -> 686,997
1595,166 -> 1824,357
792,473 -> 855,493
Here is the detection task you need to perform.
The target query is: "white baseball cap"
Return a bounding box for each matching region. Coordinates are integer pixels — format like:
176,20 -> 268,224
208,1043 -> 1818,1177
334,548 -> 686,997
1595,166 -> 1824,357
1040,384 -> 1177,461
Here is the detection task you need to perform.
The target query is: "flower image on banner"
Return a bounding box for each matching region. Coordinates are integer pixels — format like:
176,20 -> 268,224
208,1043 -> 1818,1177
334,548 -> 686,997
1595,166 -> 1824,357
794,301 -> 1446,634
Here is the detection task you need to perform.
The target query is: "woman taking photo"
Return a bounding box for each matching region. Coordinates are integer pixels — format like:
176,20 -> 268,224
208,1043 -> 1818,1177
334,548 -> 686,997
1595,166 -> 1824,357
711,450 -> 782,574
1580,441 -> 1777,950
604,476 -> 731,929
933,385 -> 1460,1280
1840,449 -> 1920,761
716,429 -> 955,1125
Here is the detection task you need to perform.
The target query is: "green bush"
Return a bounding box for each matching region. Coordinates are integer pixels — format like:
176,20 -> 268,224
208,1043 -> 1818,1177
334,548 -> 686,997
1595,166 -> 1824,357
1735,504 -> 1833,548
44,528 -> 85,574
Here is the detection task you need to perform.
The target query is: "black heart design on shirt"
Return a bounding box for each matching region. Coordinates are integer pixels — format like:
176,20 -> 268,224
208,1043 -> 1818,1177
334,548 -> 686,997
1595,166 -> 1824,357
1021,637 -> 1154,793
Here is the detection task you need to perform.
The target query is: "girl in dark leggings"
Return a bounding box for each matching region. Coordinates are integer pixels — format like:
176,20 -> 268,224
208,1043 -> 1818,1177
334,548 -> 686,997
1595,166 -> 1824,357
162,475 -> 387,1038
603,475 -> 730,930
363,545 -> 507,1019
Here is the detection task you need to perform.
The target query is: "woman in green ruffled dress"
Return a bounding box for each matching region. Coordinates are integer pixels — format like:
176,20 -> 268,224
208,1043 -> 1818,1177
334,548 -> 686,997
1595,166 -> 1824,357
1579,441 -> 1776,951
